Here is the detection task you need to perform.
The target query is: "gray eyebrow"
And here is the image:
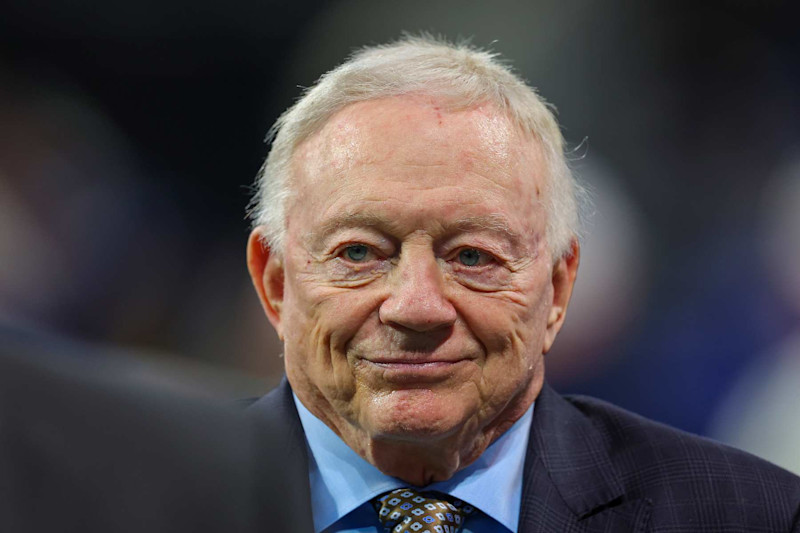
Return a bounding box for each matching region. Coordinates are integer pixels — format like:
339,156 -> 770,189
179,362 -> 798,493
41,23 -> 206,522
452,214 -> 515,236
305,211 -> 523,248
303,212 -> 386,247
312,212 -> 387,237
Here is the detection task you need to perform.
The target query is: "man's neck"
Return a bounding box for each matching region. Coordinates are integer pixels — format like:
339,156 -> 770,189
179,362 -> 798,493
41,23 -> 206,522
296,378 -> 541,486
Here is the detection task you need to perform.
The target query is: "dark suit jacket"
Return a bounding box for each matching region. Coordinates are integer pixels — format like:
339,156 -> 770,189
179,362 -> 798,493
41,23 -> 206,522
248,380 -> 800,532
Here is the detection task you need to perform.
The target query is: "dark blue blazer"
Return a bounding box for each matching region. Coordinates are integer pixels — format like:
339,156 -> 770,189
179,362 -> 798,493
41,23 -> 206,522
248,380 -> 800,532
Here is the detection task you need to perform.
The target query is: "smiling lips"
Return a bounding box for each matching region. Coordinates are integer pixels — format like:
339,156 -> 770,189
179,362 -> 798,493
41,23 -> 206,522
348,332 -> 480,381
358,356 -> 473,383
366,355 -> 471,364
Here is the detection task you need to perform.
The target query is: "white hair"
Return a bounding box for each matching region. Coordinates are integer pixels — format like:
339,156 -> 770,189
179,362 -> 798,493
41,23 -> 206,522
249,34 -> 583,258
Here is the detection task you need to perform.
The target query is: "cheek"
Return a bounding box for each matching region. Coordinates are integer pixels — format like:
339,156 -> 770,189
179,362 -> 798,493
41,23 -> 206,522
459,294 -> 548,408
456,272 -> 553,367
301,288 -> 385,350
281,295 -> 361,406
282,269 -> 384,373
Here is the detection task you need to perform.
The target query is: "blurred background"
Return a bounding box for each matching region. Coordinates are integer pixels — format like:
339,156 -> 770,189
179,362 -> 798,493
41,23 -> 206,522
1,0 -> 798,472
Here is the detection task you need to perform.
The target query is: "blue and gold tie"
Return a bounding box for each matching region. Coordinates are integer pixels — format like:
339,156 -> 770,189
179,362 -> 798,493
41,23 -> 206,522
372,487 -> 475,532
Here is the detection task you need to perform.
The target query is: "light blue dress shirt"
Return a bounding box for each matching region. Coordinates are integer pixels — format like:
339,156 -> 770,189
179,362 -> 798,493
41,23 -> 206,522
293,395 -> 533,533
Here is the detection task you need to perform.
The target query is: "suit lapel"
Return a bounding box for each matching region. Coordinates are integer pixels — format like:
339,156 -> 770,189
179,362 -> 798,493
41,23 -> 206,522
247,379 -> 314,533
247,380 -> 653,532
519,384 -> 652,532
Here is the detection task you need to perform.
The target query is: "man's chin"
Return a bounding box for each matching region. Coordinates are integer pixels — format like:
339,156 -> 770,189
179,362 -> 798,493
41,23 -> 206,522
360,388 -> 475,442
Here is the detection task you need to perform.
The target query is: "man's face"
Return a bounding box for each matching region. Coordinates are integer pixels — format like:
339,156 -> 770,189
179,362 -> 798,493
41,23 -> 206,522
250,96 -> 577,454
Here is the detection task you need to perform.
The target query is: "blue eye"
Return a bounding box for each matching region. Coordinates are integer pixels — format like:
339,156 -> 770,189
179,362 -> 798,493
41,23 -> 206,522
458,249 -> 482,266
344,245 -> 369,262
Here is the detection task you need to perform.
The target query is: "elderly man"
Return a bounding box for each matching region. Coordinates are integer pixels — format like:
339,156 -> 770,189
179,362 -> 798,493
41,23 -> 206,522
245,37 -> 800,533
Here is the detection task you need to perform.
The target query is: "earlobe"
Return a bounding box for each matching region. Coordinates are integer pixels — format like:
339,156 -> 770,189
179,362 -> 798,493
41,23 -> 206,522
247,228 -> 285,339
543,239 -> 580,354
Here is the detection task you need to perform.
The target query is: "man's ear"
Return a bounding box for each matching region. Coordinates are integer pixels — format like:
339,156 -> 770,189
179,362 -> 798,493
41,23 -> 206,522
543,238 -> 580,354
247,227 -> 285,340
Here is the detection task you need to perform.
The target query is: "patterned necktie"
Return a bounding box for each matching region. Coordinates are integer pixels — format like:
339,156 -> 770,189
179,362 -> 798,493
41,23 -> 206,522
372,487 -> 475,533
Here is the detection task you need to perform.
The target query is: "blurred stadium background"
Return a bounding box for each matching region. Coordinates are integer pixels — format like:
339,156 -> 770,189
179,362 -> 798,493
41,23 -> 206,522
1,0 -> 798,472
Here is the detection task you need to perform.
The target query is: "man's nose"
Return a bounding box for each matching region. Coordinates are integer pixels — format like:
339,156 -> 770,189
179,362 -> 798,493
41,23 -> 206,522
379,249 -> 457,332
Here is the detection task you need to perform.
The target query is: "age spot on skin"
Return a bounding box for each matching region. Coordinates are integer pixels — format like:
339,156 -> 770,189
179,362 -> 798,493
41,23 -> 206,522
434,106 -> 443,126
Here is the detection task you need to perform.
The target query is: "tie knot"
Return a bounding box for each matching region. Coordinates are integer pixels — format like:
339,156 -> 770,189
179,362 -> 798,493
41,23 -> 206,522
372,487 -> 475,533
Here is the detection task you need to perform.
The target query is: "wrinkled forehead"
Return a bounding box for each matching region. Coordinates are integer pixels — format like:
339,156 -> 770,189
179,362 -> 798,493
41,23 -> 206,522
289,95 -> 546,191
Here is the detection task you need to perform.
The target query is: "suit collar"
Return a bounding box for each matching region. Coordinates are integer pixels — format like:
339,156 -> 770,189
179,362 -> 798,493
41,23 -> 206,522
247,378 -> 315,533
525,383 -> 625,518
250,380 -> 649,532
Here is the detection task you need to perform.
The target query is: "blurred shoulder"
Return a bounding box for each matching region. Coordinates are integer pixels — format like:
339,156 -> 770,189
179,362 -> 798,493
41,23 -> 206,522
566,393 -> 800,484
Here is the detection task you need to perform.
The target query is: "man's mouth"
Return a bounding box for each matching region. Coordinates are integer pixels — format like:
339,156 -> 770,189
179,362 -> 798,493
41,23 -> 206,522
356,357 -> 472,384
366,356 -> 468,365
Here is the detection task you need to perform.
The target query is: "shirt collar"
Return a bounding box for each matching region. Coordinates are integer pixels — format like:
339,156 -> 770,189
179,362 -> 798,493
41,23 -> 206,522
294,394 -> 533,532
